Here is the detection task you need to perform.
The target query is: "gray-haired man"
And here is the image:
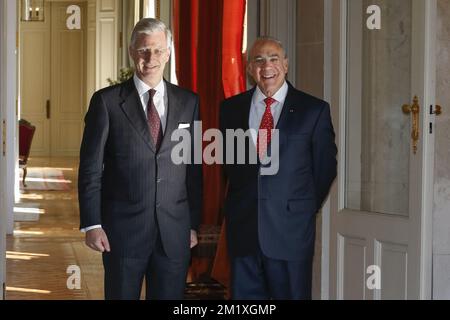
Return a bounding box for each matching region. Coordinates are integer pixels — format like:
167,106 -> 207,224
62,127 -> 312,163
78,18 -> 202,300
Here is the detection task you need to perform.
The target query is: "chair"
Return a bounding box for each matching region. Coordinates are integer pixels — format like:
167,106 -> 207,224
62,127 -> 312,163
19,119 -> 36,187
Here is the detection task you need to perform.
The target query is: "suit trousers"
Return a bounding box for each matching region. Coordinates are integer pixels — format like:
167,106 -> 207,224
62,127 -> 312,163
102,227 -> 190,300
230,247 -> 313,300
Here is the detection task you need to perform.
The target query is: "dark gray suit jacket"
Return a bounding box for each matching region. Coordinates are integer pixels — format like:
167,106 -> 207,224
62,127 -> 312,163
220,82 -> 337,261
78,78 -> 202,260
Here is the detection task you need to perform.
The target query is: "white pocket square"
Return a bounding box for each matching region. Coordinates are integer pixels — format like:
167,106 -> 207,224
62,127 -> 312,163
178,123 -> 190,129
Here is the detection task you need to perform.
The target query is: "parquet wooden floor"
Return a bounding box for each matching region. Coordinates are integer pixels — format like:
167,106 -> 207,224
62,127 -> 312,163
6,157 -> 104,300
5,157 -> 226,300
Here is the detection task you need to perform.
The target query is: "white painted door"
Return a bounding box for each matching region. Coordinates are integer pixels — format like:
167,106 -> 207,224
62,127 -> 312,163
20,1 -> 86,157
20,1 -> 51,156
50,1 -> 86,156
329,0 -> 436,299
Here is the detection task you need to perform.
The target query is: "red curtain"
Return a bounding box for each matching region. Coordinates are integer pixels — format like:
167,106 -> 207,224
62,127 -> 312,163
173,0 -> 246,288
197,0 -> 226,226
210,0 -> 247,290
222,1 -> 246,98
173,0 -> 198,92
173,0 -> 246,226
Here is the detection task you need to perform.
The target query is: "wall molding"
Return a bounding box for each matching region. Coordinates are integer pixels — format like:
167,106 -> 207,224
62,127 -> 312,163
96,0 -> 120,89
259,0 -> 296,86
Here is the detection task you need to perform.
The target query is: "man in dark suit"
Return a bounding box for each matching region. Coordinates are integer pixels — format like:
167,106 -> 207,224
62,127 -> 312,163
220,37 -> 337,299
78,18 -> 202,300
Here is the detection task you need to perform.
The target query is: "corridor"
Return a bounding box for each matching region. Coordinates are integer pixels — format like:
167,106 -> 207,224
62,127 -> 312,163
5,157 -> 225,300
6,157 -> 103,299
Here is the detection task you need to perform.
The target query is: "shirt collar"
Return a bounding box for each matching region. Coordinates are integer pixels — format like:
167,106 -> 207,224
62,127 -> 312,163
133,74 -> 165,98
252,81 -> 288,106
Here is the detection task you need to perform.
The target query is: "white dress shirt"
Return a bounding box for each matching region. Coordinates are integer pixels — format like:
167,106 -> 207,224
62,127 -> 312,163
133,74 -> 168,134
81,75 -> 168,233
248,81 -> 288,145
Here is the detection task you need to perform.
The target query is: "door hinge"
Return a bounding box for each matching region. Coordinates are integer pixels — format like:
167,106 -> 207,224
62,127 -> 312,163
429,105 -> 442,135
2,120 -> 6,156
2,282 -> 5,300
430,104 -> 442,116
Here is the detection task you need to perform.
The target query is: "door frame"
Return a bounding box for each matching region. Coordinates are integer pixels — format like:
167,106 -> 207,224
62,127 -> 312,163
0,0 -> 18,299
321,0 -> 333,300
324,0 -> 435,299
2,0 -> 17,236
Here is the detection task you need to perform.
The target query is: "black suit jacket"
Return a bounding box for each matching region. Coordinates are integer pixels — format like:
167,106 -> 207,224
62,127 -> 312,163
78,78 -> 202,259
220,82 -> 337,261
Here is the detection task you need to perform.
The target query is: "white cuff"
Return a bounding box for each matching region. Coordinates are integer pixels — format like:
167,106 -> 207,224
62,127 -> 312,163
80,225 -> 102,233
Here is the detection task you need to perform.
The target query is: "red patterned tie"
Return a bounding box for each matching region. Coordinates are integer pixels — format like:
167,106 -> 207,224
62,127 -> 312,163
257,97 -> 276,159
147,89 -> 163,150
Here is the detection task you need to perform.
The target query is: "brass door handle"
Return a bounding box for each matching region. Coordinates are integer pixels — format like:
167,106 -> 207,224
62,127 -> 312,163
402,96 -> 420,154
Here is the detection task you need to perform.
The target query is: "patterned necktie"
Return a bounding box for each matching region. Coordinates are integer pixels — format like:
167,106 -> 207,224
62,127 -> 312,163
147,89 -> 163,150
257,97 -> 276,159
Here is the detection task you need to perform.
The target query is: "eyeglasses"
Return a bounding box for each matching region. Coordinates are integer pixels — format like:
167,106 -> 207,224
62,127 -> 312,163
251,56 -> 283,66
135,47 -> 167,58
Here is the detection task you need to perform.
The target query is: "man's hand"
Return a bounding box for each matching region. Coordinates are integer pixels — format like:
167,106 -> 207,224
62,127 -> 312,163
190,229 -> 198,249
85,228 -> 111,252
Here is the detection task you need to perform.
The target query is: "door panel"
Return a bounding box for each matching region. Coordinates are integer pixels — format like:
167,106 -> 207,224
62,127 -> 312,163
377,241 -> 408,300
330,0 -> 436,299
51,2 -> 86,156
20,1 -> 51,156
337,235 -> 367,299
345,0 -> 411,217
20,1 -> 86,157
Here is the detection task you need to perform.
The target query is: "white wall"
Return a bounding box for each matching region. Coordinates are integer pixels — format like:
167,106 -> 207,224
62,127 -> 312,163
433,0 -> 450,300
96,0 -> 120,89
296,0 -> 325,300
259,0 -> 297,86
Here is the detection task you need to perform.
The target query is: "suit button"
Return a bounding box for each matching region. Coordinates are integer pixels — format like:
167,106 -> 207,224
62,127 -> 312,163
156,155 -> 161,160
157,178 -> 162,183
156,202 -> 160,208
